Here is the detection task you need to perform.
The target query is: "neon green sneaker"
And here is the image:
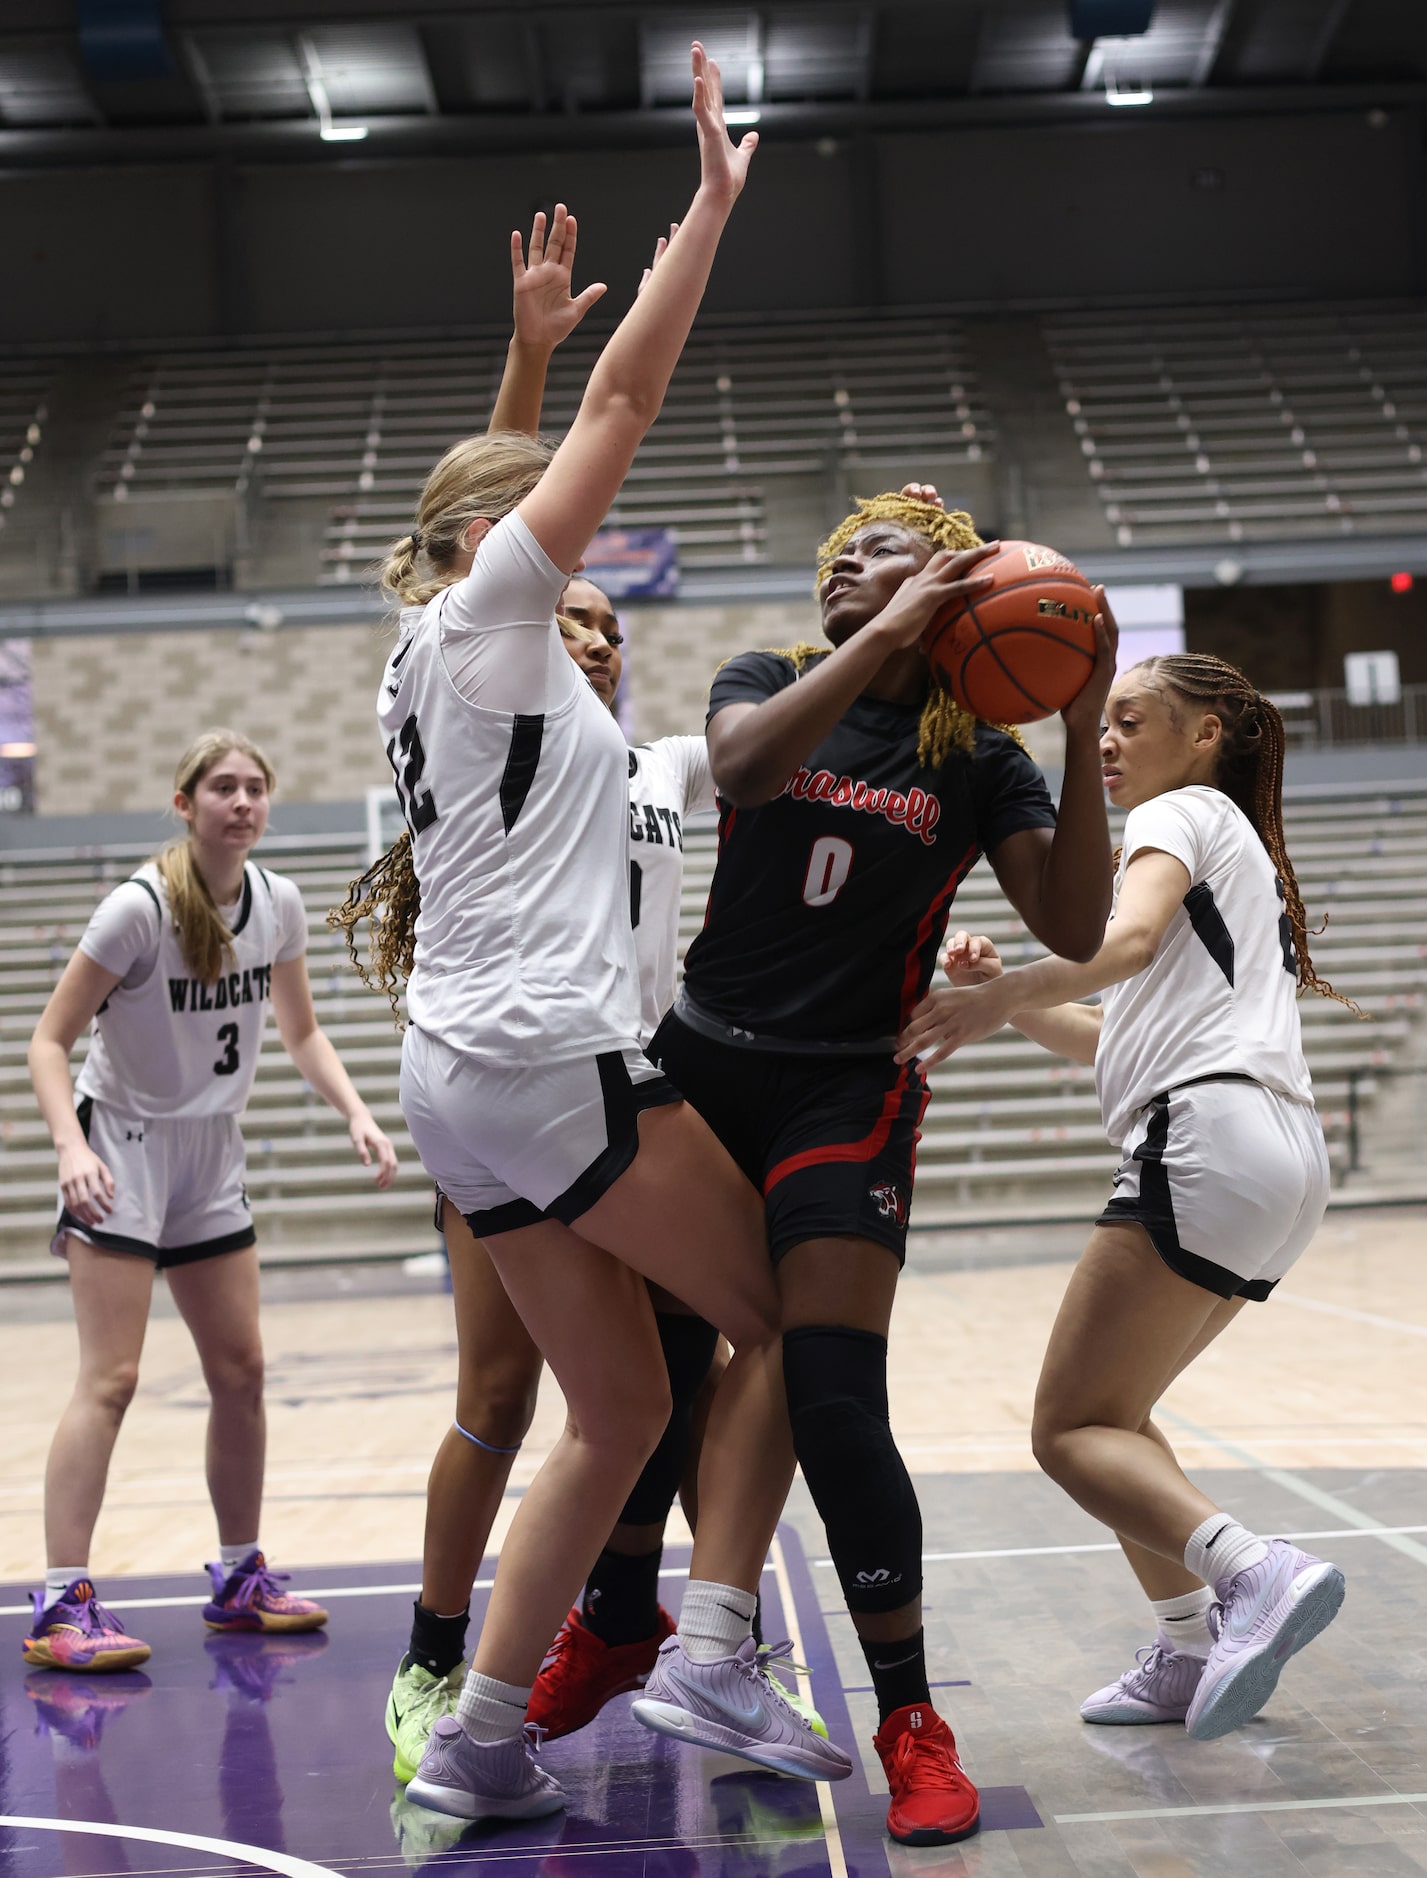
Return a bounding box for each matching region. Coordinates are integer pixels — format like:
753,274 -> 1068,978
385,1654 -> 464,1783
758,1647 -> 829,1738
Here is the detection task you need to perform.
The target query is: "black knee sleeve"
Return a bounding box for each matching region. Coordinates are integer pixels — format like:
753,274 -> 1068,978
783,1324 -> 923,1615
618,1312 -> 720,1526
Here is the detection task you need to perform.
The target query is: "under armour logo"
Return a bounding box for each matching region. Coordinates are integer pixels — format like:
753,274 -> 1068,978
124,1128 -> 144,1143
855,1568 -> 894,1585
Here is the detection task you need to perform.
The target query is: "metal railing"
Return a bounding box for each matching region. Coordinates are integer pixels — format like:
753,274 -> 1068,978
1268,686 -> 1427,750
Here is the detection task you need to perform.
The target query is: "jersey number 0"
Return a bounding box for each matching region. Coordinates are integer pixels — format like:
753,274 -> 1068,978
802,835 -> 854,908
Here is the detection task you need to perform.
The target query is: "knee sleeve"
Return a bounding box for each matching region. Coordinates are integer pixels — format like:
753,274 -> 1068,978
783,1324 -> 922,1615
619,1313 -> 720,1526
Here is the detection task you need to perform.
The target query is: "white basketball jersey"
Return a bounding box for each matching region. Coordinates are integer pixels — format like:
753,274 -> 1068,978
75,861 -> 307,1118
626,736 -> 715,1045
1096,784 -> 1315,1143
378,514 -> 640,1064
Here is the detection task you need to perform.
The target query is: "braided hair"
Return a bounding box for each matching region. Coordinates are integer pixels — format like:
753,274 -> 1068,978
1133,653 -> 1354,1009
813,494 -> 1022,768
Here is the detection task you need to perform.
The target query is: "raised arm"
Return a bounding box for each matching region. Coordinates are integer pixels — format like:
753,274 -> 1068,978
518,44 -> 756,574
29,952 -> 124,1224
488,208 -> 609,438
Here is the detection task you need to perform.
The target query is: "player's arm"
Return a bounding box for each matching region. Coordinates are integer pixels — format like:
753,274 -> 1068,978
982,588 -> 1119,963
270,957 -> 399,1188
897,848 -> 1188,1069
708,547 -> 998,805
487,208 -> 609,438
28,951 -> 124,1223
940,929 -> 1102,1066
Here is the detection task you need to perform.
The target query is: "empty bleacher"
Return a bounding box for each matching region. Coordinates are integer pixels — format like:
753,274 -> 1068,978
2,781 -> 1425,1269
1047,300 -> 1427,549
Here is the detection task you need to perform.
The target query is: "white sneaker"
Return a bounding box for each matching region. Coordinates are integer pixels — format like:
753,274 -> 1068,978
631,1635 -> 852,1782
404,1716 -> 565,1821
1080,1642 -> 1207,1725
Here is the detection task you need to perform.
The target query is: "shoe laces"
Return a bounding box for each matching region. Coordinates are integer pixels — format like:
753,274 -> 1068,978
237,1557 -> 291,1604
752,1642 -> 812,1720
70,1592 -> 129,1640
889,1721 -> 961,1792
1124,1642 -> 1170,1689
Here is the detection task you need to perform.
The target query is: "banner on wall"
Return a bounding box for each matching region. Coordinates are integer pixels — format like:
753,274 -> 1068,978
0,639 -> 35,814
580,528 -> 679,599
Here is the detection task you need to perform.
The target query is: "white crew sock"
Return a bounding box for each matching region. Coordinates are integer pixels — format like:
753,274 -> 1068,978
1151,1587 -> 1216,1657
677,1579 -> 757,1664
42,1568 -> 87,1612
220,1541 -> 260,1572
1184,1515 -> 1268,1589
456,1670 -> 531,1745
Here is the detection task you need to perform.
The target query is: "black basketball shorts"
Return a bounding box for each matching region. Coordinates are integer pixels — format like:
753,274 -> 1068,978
648,1012 -> 929,1264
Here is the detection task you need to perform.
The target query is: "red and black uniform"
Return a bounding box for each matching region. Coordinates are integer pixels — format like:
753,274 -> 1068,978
651,649 -> 1057,1260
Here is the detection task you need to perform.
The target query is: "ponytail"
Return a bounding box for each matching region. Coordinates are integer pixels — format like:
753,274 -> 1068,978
328,832 -> 421,1027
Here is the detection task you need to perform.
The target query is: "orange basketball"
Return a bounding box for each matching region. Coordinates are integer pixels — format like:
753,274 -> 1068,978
922,540 -> 1099,725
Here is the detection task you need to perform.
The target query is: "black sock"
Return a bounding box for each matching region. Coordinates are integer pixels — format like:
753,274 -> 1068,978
406,1600 -> 469,1679
582,1546 -> 663,1645
859,1627 -> 931,1726
752,1590 -> 763,1649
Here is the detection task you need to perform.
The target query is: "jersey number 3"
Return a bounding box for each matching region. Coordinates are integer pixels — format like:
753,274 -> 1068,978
802,835 -> 854,908
386,713 -> 440,837
213,1023 -> 240,1076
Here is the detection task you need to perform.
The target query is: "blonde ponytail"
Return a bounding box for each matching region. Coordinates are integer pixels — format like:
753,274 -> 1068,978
156,728 -> 276,983
378,431 -> 555,608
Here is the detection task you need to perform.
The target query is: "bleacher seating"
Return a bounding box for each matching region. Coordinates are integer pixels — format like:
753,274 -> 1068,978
2,781 -> 1425,1265
0,362 -> 51,535
1046,300 -> 1427,549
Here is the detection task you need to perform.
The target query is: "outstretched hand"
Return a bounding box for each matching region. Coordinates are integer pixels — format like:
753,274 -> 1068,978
511,205 -> 608,353
941,930 -> 1003,986
1062,583 -> 1119,735
895,979 -> 1013,1070
691,41 -> 758,205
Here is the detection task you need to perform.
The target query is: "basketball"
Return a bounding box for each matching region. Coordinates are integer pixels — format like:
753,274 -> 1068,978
922,540 -> 1099,725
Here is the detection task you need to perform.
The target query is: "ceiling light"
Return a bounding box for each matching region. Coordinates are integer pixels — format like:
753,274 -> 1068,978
320,123 -> 368,141
723,108 -> 761,126
1106,76 -> 1153,105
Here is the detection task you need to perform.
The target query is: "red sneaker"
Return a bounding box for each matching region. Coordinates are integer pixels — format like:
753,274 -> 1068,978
526,1605 -> 675,1740
873,1704 -> 981,1846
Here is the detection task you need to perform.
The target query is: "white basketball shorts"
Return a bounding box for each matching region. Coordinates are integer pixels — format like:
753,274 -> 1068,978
399,1022 -> 682,1237
1098,1074 -> 1330,1300
54,1097 -> 256,1268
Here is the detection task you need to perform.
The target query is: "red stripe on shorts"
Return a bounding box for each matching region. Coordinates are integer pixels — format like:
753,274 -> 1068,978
763,1064 -> 913,1193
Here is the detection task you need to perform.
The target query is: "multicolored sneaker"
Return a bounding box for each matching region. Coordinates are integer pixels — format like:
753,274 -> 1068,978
26,1669 -> 152,1750
525,1605 -> 675,1739
387,1655 -> 465,1782
874,1704 -> 980,1846
1081,1641 -> 1208,1725
203,1551 -> 329,1634
22,1581 -> 151,1673
405,1716 -> 564,1822
630,1635 -> 852,1783
1185,1539 -> 1345,1742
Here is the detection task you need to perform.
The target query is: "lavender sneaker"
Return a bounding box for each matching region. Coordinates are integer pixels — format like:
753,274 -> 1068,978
1080,1642 -> 1207,1725
404,1716 -> 564,1822
1185,1540 -> 1345,1741
630,1636 -> 852,1782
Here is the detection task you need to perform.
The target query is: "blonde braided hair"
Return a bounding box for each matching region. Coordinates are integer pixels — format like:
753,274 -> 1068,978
812,494 -> 1023,767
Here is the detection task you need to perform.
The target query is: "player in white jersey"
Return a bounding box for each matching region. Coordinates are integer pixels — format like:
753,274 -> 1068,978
898,653 -> 1351,1745
362,48 -> 848,1826
24,730 -> 398,1674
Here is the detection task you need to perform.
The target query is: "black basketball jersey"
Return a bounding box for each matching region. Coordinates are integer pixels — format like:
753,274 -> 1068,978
681,650 -> 1058,1047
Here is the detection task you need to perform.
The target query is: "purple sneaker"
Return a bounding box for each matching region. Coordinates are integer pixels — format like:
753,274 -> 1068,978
630,1636 -> 852,1782
405,1716 -> 564,1822
1081,1642 -> 1206,1725
22,1581 -> 151,1673
203,1551 -> 328,1634
1185,1540 -> 1345,1741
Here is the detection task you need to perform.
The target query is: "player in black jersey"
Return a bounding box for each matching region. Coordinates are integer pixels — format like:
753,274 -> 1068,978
639,487 -> 1118,1846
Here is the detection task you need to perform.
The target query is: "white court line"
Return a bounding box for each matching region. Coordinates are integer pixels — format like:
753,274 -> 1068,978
1278,1292 -> 1427,1338
1056,1790 -> 1427,1825
0,1564 -> 694,1620
810,1525 -> 1427,1568
0,1816 -> 339,1878
768,1532 -> 848,1878
1157,1409 -> 1427,1569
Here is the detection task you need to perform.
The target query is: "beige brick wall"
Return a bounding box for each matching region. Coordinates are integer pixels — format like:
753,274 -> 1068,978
30,601 -> 832,814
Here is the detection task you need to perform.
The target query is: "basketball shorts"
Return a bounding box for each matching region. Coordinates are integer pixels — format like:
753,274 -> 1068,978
399,1022 -> 682,1237
1098,1076 -> 1330,1301
53,1098 -> 256,1268
648,1012 -> 929,1264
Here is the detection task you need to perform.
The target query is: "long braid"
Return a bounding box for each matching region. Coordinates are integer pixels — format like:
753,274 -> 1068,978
327,832 -> 421,1028
1138,653 -> 1357,1011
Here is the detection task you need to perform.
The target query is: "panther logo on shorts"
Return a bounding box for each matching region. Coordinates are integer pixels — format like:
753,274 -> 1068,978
870,1183 -> 906,1226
